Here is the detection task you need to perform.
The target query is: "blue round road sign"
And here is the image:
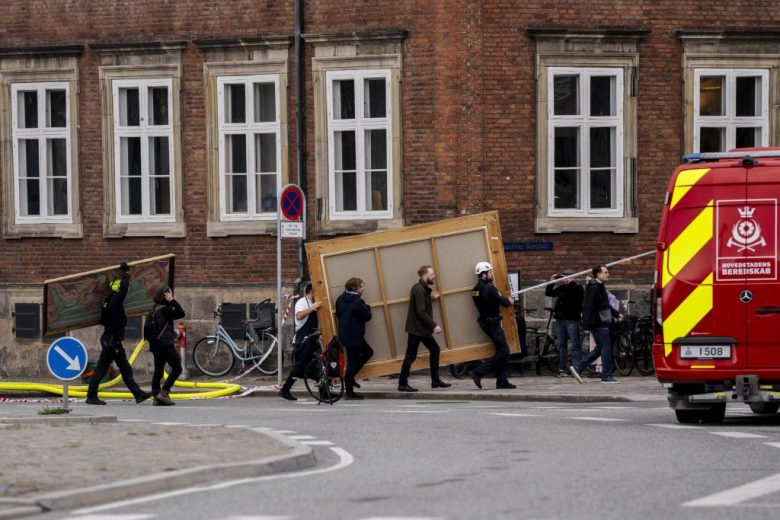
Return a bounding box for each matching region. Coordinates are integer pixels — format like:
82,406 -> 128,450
280,184 -> 304,220
47,337 -> 88,381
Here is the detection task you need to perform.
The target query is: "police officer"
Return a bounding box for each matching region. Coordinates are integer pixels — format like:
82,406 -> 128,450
470,261 -> 516,390
86,262 -> 151,405
279,283 -> 323,401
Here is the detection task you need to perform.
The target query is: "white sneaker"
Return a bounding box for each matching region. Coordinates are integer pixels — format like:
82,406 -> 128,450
569,366 -> 583,384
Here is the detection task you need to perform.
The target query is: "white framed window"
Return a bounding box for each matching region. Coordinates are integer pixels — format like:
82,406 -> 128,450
547,67 -> 624,217
11,82 -> 71,222
693,69 -> 769,152
217,75 -> 281,220
112,78 -> 174,223
326,69 -> 392,220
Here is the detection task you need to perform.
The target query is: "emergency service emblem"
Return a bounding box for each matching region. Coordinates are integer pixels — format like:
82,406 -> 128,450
716,199 -> 777,281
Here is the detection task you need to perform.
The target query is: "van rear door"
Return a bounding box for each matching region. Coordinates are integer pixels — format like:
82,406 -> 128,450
661,163 -> 747,371
743,162 -> 780,368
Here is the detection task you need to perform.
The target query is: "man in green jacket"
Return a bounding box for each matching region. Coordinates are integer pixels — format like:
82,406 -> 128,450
398,265 -> 452,392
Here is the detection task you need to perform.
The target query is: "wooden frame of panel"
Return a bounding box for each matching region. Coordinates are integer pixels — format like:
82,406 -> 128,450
305,211 -> 518,378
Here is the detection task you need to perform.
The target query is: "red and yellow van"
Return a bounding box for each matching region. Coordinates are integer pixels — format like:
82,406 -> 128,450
654,148 -> 780,423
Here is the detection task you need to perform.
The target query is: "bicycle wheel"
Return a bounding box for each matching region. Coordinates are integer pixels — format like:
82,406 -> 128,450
303,358 -> 344,404
613,333 -> 634,376
449,363 -> 471,378
192,336 -> 235,377
540,336 -> 560,375
247,331 -> 278,375
634,330 -> 655,376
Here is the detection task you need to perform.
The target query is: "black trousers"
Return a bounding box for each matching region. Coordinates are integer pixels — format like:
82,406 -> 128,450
472,323 -> 510,383
344,341 -> 374,392
87,332 -> 143,398
399,334 -> 441,386
283,340 -> 317,390
151,344 -> 182,395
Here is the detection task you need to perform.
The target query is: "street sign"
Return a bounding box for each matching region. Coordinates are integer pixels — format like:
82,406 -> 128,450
46,337 -> 88,381
280,184 -> 304,221
280,221 -> 304,238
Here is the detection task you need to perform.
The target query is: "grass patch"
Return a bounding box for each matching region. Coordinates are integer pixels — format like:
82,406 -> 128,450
38,406 -> 70,415
65,442 -> 80,449
144,432 -> 158,436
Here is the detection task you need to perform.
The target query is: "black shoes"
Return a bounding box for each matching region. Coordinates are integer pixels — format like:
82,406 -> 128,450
135,392 -> 152,404
85,396 -> 106,405
398,384 -> 418,392
431,380 -> 452,388
345,391 -> 364,400
279,389 -> 297,401
352,381 -> 361,389
471,372 -> 483,389
496,381 -> 517,389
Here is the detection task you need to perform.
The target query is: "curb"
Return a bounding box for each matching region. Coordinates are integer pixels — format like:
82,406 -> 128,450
13,426 -> 315,515
0,415 -> 117,425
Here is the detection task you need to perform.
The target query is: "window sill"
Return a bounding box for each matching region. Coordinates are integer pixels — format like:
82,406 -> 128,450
3,222 -> 83,239
535,215 -> 638,234
316,216 -> 403,236
207,220 -> 277,237
105,221 -> 186,238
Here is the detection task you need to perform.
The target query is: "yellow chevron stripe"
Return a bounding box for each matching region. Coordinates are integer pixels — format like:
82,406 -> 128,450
661,201 -> 713,289
663,272 -> 714,356
670,168 -> 710,210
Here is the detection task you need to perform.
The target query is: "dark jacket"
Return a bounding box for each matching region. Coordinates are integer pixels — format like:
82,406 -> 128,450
545,281 -> 584,321
150,300 -> 186,348
102,272 -> 130,339
582,279 -> 618,329
405,281 -> 437,337
335,290 -> 372,347
472,279 -> 511,318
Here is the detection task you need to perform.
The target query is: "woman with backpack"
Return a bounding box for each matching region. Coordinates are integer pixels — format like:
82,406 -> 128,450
147,287 -> 186,406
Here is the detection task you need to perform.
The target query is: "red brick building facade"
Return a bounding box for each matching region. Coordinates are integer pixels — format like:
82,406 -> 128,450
1,1 -> 778,375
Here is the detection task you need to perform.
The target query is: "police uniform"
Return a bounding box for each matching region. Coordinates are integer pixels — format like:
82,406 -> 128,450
471,278 -> 513,386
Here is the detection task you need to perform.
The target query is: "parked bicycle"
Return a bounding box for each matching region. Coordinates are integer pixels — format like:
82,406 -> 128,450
299,329 -> 344,405
526,307 -> 560,375
192,303 -> 279,377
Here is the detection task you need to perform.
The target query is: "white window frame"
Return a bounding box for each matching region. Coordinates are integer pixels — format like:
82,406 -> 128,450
11,82 -> 72,223
326,69 -> 393,220
693,68 -> 769,152
547,67 -> 624,218
217,75 -> 281,221
112,78 -> 175,223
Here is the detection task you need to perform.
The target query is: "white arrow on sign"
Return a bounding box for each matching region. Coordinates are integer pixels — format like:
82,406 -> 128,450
54,345 -> 82,372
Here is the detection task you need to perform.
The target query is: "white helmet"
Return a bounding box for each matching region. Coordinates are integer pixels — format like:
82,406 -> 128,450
475,261 -> 493,275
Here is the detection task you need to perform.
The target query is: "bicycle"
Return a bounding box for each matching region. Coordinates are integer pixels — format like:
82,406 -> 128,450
300,329 -> 344,405
192,303 -> 279,377
631,315 -> 654,376
526,307 -> 560,375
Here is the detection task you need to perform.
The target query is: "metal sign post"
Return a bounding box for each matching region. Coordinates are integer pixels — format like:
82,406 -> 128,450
277,184 -> 307,387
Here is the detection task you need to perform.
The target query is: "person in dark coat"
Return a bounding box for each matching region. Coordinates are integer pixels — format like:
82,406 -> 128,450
148,287 -> 186,405
335,277 -> 374,399
86,262 -> 151,405
398,265 -> 451,392
570,265 -> 621,384
545,269 -> 585,377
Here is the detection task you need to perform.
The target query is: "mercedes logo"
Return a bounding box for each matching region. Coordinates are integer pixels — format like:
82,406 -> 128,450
740,290 -> 753,303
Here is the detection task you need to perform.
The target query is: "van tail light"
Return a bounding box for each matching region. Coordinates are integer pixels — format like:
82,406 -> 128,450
652,285 -> 663,342
655,296 -> 662,326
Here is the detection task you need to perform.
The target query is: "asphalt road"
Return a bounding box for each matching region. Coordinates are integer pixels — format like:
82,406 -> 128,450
22,396 -> 780,520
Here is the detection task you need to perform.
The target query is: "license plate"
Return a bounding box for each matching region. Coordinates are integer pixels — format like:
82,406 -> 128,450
679,345 -> 732,359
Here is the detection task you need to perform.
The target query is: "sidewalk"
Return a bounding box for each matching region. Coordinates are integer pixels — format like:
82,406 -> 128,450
0,414 -> 314,519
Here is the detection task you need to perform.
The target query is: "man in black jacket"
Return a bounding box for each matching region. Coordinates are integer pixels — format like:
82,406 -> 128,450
545,269 -> 584,377
398,265 -> 451,392
570,265 -> 620,384
148,287 -> 186,406
470,261 -> 516,390
335,277 -> 373,399
86,263 -> 151,405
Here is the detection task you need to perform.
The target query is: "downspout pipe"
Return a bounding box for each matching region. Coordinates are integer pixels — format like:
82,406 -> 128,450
294,0 -> 305,290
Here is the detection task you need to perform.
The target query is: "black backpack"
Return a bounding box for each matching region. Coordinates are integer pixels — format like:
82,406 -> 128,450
143,305 -> 169,345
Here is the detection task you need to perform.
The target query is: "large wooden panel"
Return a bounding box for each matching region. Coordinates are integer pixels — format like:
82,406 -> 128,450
43,255 -> 175,335
306,212 -> 518,379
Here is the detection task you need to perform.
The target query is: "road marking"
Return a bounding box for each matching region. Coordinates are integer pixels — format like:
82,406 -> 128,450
566,417 -> 628,422
463,404 -> 503,408
151,422 -> 186,426
272,430 -> 297,434
287,434 -> 316,440
488,413 -> 542,417
301,440 -> 334,446
224,425 -> 249,428
223,516 -> 292,520
646,423 -> 702,430
590,406 -> 638,409
765,442 -> 780,449
684,471 -> 780,506
384,410 -> 449,414
711,432 -> 767,439
74,447 -> 354,514
362,518 -> 444,520
68,516 -> 153,520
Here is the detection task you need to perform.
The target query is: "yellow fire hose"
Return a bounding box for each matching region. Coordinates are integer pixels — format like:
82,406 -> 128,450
0,338 -> 241,400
